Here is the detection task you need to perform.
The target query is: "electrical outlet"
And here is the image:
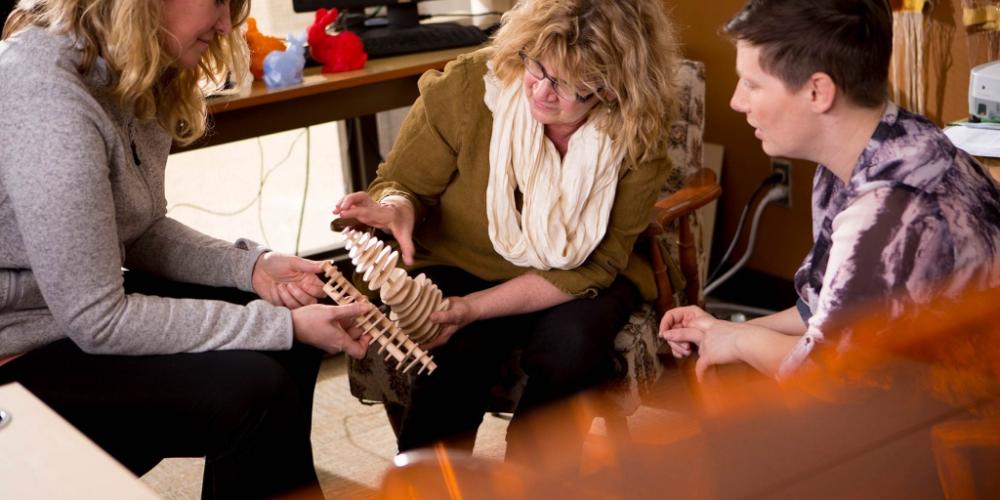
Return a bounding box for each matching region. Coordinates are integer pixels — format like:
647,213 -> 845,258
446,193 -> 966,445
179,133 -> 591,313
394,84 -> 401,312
770,158 -> 792,207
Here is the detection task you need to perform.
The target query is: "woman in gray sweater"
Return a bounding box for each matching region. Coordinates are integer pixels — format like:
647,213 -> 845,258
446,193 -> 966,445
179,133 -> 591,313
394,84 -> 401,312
0,1 -> 370,497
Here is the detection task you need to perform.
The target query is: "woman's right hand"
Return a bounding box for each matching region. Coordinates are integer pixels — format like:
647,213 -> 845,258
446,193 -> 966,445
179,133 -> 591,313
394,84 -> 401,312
424,295 -> 481,350
291,302 -> 373,358
333,192 -> 416,265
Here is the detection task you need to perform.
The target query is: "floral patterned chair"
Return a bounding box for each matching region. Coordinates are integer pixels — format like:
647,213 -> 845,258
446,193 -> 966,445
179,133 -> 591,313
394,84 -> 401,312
343,59 -> 717,440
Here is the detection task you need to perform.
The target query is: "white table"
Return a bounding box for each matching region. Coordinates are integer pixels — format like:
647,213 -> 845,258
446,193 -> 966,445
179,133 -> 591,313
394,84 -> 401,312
0,382 -> 159,499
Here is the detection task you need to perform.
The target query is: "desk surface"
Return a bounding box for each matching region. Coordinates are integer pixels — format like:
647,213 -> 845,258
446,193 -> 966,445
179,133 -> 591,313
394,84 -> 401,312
207,45 -> 478,115
176,45 -> 482,153
977,156 -> 1000,181
0,383 -> 158,499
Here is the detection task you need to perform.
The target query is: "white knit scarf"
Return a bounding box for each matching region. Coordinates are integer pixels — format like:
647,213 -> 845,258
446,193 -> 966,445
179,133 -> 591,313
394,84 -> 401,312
483,67 -> 623,270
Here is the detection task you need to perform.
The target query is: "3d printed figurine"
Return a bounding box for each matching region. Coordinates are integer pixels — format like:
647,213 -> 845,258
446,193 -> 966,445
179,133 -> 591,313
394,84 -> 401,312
307,8 -> 368,73
245,17 -> 286,81
263,32 -> 306,88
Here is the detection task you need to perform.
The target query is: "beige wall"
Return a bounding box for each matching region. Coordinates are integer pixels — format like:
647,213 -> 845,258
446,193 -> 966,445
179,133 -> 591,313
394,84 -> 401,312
667,0 -> 978,279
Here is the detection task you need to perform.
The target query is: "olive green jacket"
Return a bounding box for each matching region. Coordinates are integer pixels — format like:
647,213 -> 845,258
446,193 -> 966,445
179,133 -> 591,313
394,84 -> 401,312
368,48 -> 671,301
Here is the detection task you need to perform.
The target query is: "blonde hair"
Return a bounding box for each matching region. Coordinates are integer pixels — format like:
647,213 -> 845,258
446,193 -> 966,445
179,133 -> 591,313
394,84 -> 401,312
3,0 -> 250,145
490,0 -> 679,169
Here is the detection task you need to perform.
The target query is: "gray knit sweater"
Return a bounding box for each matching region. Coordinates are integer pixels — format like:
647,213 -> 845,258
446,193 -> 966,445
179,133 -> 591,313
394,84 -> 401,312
0,27 -> 293,357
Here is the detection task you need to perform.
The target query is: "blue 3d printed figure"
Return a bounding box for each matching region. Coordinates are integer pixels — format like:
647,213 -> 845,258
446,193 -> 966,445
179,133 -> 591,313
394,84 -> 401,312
263,32 -> 306,88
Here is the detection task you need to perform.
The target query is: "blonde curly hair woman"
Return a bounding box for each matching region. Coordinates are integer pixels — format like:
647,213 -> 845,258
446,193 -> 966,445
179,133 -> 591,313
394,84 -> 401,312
0,1 -> 372,497
334,0 -> 679,474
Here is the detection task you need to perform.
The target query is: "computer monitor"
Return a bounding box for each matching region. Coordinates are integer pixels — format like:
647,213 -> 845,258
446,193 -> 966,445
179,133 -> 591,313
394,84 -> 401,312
292,0 -> 425,30
291,0 -> 488,59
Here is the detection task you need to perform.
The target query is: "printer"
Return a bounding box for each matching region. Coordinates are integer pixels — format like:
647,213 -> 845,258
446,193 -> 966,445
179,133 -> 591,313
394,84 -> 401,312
970,60 -> 1000,121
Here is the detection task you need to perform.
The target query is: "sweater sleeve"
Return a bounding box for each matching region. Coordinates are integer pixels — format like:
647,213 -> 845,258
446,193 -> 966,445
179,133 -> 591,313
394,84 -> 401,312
0,66 -> 292,355
532,155 -> 672,297
366,54 -> 472,221
124,217 -> 266,293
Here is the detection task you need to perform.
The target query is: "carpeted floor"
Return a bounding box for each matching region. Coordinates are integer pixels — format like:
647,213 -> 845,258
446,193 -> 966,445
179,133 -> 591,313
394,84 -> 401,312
140,354 -> 511,499
140,354 -> 700,499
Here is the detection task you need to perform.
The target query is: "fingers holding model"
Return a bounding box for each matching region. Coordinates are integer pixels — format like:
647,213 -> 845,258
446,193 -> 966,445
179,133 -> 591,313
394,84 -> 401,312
334,192 -> 417,265
423,295 -> 481,350
252,252 -> 328,308
291,301 -> 373,358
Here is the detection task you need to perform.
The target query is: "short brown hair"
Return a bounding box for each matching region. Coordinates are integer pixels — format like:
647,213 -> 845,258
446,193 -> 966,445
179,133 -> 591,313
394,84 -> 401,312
723,0 -> 892,108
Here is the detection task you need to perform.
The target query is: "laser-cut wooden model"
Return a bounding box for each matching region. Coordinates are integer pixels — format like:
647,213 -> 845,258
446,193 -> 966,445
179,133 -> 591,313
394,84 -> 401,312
321,260 -> 438,375
319,228 -> 450,375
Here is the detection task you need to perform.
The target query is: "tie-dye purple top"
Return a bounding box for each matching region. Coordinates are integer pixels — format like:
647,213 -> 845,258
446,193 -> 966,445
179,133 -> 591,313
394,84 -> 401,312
779,103 -> 1000,377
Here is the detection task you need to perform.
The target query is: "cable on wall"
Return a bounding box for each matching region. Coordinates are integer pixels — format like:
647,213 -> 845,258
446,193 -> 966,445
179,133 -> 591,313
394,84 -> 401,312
706,172 -> 784,284
293,127 -> 311,256
256,137 -> 271,247
704,184 -> 788,296
167,129 -> 309,248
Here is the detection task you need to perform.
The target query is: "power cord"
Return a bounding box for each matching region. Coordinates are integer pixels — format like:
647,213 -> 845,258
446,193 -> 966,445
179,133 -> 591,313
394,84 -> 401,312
704,183 -> 788,296
705,172 -> 784,284
293,128 -> 311,256
167,129 -> 309,249
256,137 -> 270,247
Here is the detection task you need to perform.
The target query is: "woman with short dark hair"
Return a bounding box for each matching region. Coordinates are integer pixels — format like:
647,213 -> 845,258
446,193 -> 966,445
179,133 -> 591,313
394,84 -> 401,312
661,0 -> 1000,382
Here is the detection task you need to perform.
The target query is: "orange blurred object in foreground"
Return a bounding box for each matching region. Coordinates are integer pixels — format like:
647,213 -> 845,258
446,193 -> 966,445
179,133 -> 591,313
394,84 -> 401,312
380,286 -> 1000,499
245,17 -> 286,81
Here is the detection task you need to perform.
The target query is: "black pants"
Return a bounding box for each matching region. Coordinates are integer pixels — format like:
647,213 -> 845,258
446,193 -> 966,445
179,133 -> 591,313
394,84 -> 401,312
0,272 -> 323,499
396,266 -> 639,470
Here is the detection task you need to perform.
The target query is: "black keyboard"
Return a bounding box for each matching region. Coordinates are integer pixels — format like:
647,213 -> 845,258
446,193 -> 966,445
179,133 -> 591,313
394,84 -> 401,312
360,23 -> 488,59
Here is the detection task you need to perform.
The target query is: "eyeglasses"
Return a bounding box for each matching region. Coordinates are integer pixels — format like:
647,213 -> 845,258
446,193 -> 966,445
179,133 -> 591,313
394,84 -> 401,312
518,50 -> 596,103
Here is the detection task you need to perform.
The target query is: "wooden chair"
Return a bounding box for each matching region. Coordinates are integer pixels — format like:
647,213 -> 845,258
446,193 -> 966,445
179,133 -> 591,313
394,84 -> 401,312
342,59 -> 717,441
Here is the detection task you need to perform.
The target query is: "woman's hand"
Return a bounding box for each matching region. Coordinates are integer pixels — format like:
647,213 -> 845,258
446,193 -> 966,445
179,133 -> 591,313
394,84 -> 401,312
659,309 -> 747,382
418,274 -> 571,350
291,302 -> 373,358
660,306 -> 803,380
333,192 -> 417,265
423,295 -> 481,350
658,305 -> 714,358
252,252 -> 327,308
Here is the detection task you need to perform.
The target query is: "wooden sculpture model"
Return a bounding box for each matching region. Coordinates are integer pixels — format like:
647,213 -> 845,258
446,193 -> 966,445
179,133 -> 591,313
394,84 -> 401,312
320,228 -> 450,375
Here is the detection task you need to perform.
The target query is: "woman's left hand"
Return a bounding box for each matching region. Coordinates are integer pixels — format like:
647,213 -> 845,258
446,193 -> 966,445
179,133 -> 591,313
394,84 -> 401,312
423,295 -> 480,350
660,315 -> 746,382
251,252 -> 327,309
659,305 -> 714,358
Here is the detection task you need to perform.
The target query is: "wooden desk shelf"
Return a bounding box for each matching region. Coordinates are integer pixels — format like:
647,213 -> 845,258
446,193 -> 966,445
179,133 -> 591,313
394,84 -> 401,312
175,45 -> 482,154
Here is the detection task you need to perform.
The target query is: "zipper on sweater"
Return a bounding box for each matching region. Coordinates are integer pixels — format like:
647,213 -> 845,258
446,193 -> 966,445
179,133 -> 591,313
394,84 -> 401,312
128,122 -> 142,166
130,140 -> 142,166
125,119 -> 157,224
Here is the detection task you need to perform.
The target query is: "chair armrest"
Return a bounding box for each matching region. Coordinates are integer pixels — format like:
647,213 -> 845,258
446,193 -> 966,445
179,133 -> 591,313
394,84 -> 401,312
653,168 -> 721,228
647,168 -> 721,314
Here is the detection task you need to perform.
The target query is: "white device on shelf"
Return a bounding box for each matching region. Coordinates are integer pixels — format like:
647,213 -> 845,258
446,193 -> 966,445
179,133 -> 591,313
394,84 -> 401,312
969,61 -> 1000,121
